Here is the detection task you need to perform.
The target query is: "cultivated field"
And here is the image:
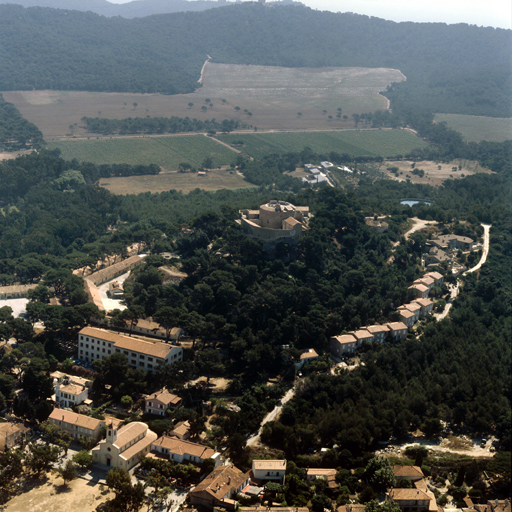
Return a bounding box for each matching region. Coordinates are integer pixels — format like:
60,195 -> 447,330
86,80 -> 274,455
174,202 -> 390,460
99,168 -> 254,195
380,159 -> 493,186
47,135 -> 237,169
4,64 -> 405,137
434,114 -> 512,142
218,129 -> 427,159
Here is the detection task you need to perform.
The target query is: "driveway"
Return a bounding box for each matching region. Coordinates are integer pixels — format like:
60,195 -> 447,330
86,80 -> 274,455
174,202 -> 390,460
247,385 -> 296,446
464,224 -> 491,274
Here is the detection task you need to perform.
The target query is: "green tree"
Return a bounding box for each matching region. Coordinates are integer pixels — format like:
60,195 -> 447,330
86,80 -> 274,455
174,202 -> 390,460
121,395 -> 134,410
25,443 -> 60,476
72,450 -> 93,469
311,494 -> 333,512
55,460 -> 77,486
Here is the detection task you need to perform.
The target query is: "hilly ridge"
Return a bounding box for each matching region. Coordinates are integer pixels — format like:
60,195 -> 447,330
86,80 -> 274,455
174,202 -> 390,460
0,3 -> 510,116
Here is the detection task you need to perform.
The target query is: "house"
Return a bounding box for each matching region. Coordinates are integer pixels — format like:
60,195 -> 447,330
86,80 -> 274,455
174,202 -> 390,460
429,234 -> 474,251
238,201 -> 311,246
242,508 -> 309,512
393,466 -> 424,482
423,247 -> 450,266
401,302 -> 422,322
0,284 -> 38,300
168,420 -> 191,440
386,322 -> 408,341
49,408 -> 104,442
330,334 -> 358,356
85,255 -> 144,286
409,284 -> 429,299
302,173 -> 329,187
55,381 -> 89,408
145,389 -> 181,416
306,468 -> 337,489
151,436 -> 216,465
398,308 -> 416,329
366,324 -> 390,343
295,349 -> 319,370
306,468 -> 336,481
352,329 -> 374,347
320,161 -> 333,169
251,459 -> 286,484
189,464 -> 250,510
386,488 -> 432,511
0,422 -> 30,451
78,327 -> 183,371
413,298 -> 433,317
92,421 -> 157,470
424,271 -> 444,286
108,281 -> 124,298
343,505 -> 366,512
414,277 -> 435,292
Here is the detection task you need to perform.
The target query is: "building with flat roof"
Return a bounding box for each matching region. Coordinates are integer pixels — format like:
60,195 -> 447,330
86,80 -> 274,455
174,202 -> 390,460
251,459 -> 287,484
78,327 -> 183,372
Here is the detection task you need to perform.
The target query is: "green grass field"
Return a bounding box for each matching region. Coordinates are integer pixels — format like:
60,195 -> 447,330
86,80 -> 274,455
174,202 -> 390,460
218,129 -> 427,159
435,114 -> 512,142
48,135 -> 238,169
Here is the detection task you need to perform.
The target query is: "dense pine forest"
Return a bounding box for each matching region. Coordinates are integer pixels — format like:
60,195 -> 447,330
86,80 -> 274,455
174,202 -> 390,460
0,148 -> 510,451
1,3 -> 510,116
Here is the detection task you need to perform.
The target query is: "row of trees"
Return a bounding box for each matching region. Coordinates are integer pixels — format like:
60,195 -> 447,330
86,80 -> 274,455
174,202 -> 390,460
82,116 -> 245,135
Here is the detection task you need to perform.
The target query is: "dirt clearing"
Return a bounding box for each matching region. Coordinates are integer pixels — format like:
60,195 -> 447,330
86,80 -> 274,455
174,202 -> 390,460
99,168 -> 255,195
4,64 -> 405,137
4,473 -> 113,512
381,159 -> 493,186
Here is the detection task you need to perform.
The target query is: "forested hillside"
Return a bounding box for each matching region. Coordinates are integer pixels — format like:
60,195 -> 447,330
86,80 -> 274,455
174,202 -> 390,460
0,3 -> 510,116
0,0 -> 302,18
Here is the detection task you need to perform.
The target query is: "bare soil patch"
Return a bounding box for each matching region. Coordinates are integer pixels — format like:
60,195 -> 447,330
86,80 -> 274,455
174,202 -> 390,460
0,150 -> 34,161
99,168 -> 254,195
188,376 -> 230,392
381,159 -> 492,186
4,472 -> 113,512
4,65 -> 405,137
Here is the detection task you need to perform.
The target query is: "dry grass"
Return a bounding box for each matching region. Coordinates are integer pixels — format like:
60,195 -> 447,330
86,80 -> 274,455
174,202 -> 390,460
443,436 -> 474,451
4,472 -> 113,512
4,64 -> 405,137
380,159 -> 493,187
99,168 -> 255,195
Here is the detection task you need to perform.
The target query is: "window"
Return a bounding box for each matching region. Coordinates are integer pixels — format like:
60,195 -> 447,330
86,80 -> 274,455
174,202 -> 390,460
85,337 -> 89,341
103,341 -> 105,346
147,357 -> 153,362
102,348 -> 105,353
80,342 -> 84,347
124,351 -> 128,356
139,355 -> 145,360
108,350 -> 111,354
147,364 -> 153,369
85,344 -> 89,349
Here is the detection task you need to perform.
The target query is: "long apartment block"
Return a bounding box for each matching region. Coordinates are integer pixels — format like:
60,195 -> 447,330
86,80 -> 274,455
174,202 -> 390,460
78,327 -> 183,372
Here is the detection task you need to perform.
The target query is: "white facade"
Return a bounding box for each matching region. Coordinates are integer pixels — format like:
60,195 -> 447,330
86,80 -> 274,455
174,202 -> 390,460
78,327 -> 183,372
